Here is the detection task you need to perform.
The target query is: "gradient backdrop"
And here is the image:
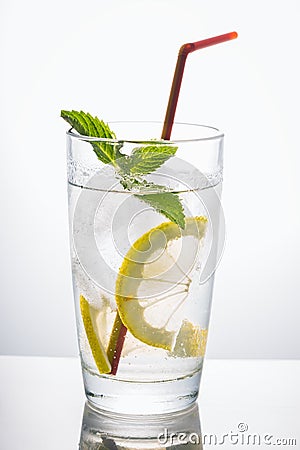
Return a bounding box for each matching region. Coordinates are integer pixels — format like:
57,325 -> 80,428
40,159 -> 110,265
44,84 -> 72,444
0,0 -> 299,358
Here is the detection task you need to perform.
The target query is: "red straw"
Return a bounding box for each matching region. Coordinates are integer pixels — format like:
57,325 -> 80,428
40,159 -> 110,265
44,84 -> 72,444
109,32 -> 238,376
161,31 -> 238,140
110,322 -> 127,375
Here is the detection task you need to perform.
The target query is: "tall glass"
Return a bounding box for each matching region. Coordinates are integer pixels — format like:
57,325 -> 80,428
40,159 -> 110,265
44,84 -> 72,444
67,121 -> 224,414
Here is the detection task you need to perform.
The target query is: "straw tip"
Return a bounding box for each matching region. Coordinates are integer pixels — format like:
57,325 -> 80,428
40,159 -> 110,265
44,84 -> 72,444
230,31 -> 238,39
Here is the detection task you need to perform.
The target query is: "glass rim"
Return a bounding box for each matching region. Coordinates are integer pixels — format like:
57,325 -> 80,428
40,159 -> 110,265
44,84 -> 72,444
66,121 -> 224,144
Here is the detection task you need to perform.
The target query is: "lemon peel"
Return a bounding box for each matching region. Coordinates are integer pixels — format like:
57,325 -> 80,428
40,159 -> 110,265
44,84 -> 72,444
80,294 -> 111,374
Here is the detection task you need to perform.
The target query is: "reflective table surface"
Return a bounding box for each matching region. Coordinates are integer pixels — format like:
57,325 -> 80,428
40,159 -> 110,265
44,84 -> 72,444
0,357 -> 299,449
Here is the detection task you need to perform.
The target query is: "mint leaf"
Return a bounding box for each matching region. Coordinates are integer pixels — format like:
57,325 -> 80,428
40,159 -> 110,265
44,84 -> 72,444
126,145 -> 178,175
61,110 -> 116,139
61,110 -> 89,135
61,110 -> 123,164
136,191 -> 185,229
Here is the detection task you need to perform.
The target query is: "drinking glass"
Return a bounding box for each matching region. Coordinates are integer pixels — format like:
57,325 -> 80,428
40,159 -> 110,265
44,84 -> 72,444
67,121 -> 224,414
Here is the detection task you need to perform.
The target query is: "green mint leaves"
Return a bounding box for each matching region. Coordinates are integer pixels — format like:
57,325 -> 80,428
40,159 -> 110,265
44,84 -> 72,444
136,192 -> 185,228
61,110 -> 185,228
126,145 -> 178,175
61,110 -> 122,164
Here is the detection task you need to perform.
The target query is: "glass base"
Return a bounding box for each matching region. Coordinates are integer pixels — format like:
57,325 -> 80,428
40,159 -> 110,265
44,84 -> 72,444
80,401 -> 201,449
83,368 -> 201,415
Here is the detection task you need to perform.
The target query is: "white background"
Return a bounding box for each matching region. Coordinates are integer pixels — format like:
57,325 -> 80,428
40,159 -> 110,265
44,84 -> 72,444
0,0 -> 299,358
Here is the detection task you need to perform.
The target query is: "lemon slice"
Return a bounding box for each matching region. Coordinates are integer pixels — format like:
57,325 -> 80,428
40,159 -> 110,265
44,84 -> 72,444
171,319 -> 208,357
116,217 -> 207,351
80,295 -> 111,374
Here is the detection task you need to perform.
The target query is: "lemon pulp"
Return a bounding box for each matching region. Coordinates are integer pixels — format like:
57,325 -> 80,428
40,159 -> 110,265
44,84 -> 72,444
172,320 -> 208,357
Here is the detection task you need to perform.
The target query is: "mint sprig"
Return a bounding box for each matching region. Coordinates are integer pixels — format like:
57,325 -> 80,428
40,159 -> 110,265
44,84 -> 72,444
61,110 -> 186,228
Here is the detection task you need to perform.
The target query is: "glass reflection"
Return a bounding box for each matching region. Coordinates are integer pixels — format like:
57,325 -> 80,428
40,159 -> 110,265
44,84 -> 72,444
79,402 -> 202,449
